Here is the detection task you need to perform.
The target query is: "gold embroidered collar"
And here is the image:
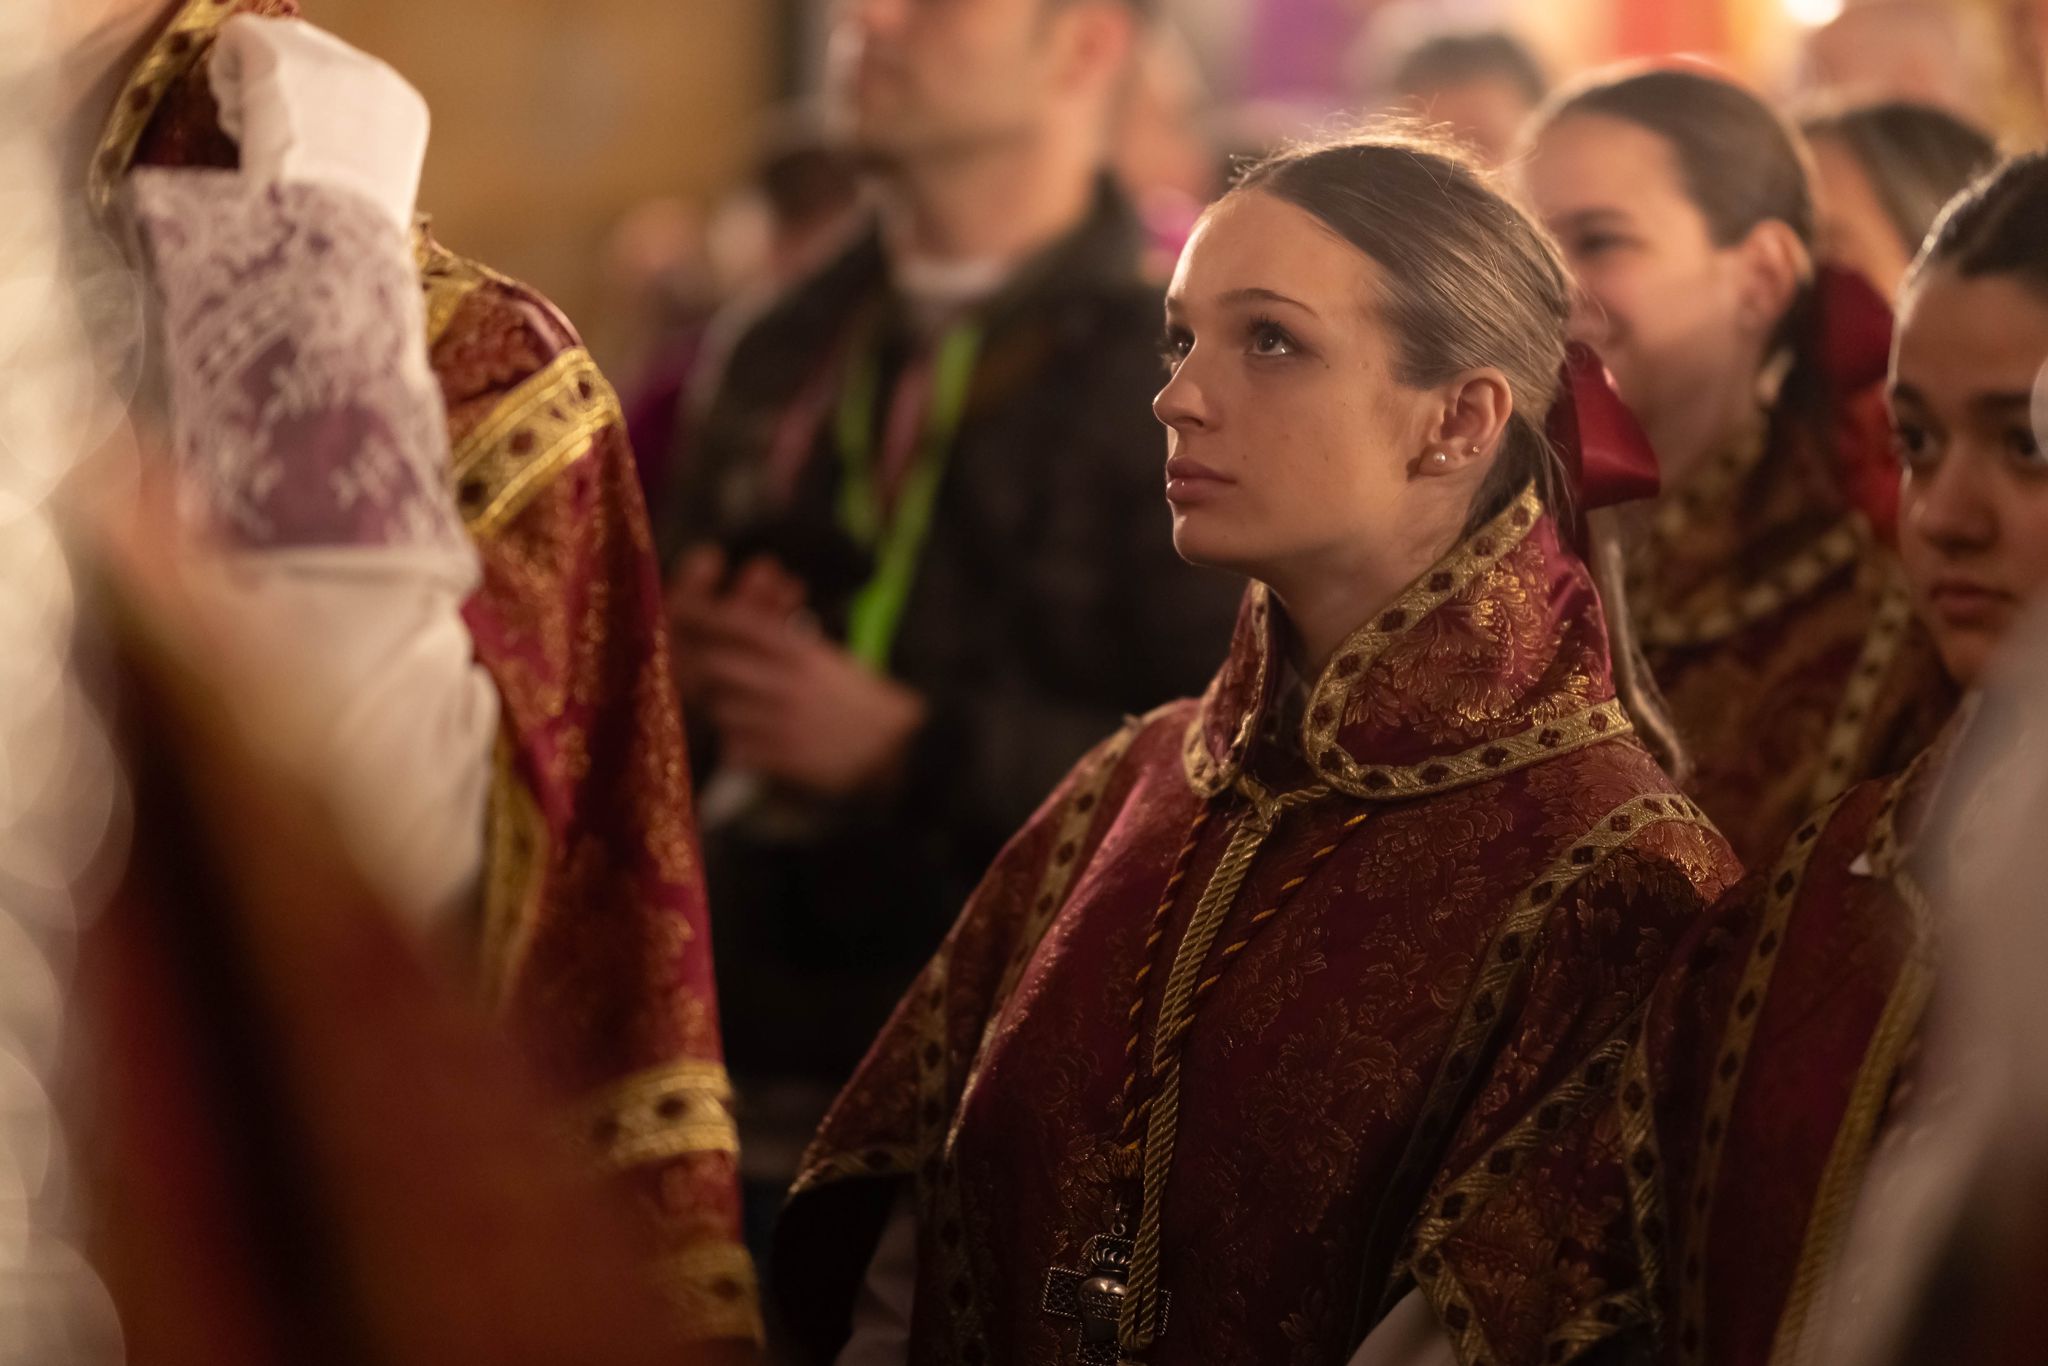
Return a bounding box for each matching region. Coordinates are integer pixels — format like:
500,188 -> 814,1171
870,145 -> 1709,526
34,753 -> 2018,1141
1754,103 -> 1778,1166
1183,486 -> 1634,801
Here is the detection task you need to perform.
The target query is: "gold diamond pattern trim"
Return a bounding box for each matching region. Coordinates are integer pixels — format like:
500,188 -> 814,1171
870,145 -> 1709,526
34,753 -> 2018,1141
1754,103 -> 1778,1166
1806,568 -> 1916,811
653,1241 -> 764,1345
1392,792 -> 1718,1326
1405,1032 -> 1636,1262
88,0 -> 225,219
1182,586 -> 1273,798
1186,488 -> 1577,801
982,717 -> 1144,1043
794,1145 -> 918,1191
1398,797 -> 1721,1265
1339,700 -> 1635,802
1638,520 -> 1866,650
448,346 -> 618,540
574,1061 -> 738,1170
1299,487 -> 1544,790
477,735 -> 548,1011
1767,759 -> 1938,1366
1671,789 -> 1854,1366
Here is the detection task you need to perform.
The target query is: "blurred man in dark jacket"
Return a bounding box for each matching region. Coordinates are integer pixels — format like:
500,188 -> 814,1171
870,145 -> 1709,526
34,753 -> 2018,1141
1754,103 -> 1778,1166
656,0 -> 1237,1237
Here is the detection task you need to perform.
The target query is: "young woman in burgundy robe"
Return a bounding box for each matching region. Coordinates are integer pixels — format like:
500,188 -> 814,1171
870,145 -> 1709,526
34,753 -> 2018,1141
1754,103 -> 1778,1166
1520,67 -> 1958,868
773,131 -> 1742,1366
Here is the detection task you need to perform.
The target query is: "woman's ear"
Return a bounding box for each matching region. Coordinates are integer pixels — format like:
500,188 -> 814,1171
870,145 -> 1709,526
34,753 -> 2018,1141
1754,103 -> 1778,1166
1425,368 -> 1516,470
1734,219 -> 1811,341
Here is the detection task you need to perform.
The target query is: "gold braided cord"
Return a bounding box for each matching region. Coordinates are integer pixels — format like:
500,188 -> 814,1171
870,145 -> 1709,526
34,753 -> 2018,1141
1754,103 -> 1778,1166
1117,813 -> 1214,1140
1119,780 -> 1333,1355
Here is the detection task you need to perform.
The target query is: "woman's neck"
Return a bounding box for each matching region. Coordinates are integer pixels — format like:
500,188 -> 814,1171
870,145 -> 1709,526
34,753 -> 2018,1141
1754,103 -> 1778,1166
1645,357 -> 1772,492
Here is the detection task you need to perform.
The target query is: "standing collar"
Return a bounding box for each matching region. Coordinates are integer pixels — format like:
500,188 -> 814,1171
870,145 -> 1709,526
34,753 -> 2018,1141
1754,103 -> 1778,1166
1183,486 -> 1636,801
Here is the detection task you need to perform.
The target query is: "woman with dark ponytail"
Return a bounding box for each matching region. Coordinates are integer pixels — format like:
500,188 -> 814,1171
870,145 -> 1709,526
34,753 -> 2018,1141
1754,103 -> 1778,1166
1497,152 -> 2048,1366
1521,65 -> 1957,867
772,130 -> 1740,1366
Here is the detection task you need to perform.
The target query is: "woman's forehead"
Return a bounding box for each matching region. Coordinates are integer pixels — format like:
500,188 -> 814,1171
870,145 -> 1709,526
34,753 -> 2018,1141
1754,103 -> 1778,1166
1170,191 -> 1381,306
1525,113 -> 1688,217
1897,270 -> 2048,398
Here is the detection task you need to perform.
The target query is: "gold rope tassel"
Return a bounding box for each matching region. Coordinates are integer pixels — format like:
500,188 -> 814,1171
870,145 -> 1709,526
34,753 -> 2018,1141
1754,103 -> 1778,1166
1118,780 -> 1325,1355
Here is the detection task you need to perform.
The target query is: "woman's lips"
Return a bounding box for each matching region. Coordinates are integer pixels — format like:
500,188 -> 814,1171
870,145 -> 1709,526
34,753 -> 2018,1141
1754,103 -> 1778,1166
1926,580 -> 2015,628
1165,455 -> 1233,505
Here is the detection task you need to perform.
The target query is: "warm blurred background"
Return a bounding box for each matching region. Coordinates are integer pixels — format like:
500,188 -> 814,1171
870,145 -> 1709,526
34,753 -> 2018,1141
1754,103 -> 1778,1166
313,0 -> 2048,371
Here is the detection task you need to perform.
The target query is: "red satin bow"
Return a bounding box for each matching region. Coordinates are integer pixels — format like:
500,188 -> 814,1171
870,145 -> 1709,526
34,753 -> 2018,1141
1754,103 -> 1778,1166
1815,264 -> 1893,395
1812,265 -> 1902,540
1546,342 -> 1660,549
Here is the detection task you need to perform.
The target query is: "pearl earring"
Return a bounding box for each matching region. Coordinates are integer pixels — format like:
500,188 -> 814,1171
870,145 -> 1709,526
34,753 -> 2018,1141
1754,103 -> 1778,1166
1428,450 -> 1451,468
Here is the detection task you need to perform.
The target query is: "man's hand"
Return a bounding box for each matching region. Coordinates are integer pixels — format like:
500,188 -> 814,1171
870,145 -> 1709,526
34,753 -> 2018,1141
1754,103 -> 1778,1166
666,547 -> 807,709
693,606 -> 927,800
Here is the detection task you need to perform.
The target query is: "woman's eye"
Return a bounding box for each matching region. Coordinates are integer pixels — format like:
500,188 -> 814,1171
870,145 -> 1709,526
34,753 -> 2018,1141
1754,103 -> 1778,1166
1249,320 -> 1296,357
1159,329 -> 1192,372
1572,233 -> 1627,258
1892,422 -> 1939,469
2004,425 -> 2047,470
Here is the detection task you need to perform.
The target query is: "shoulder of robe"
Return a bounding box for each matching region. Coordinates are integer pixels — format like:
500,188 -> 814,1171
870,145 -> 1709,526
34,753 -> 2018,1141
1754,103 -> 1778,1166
415,230 -> 632,542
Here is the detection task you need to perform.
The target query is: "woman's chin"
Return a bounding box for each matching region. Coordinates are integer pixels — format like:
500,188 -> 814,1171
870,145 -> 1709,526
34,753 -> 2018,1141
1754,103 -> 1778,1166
1168,516 -> 1248,575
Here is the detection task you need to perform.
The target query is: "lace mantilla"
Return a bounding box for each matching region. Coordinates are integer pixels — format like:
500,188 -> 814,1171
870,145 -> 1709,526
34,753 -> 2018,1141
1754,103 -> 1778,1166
132,170 -> 463,551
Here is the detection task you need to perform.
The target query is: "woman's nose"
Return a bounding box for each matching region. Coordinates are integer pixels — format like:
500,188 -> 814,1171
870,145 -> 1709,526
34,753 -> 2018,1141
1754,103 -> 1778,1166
1910,450 -> 1999,556
1153,358 -> 1211,433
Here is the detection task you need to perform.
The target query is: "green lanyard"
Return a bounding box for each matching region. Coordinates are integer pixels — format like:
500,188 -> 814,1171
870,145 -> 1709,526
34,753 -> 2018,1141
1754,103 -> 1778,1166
832,317 -> 985,669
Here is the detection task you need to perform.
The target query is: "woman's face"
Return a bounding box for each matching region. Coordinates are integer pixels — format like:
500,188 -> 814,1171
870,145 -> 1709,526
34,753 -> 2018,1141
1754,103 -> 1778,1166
1810,132 -> 1916,302
1892,266 -> 2048,688
1520,113 -> 1764,436
1154,190 -> 1488,594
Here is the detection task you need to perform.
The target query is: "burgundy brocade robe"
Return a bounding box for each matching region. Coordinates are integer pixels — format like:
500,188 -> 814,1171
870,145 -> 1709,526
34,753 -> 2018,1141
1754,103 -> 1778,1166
95,0 -> 753,1340
1495,731 -> 1954,1366
1631,399 -> 1954,870
777,491 -> 1741,1366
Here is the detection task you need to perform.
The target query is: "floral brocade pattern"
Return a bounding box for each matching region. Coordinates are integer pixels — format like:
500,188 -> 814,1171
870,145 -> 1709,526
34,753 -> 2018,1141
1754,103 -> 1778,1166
780,504 -> 1742,1366
428,238 -> 754,1341
1439,727 -> 1960,1366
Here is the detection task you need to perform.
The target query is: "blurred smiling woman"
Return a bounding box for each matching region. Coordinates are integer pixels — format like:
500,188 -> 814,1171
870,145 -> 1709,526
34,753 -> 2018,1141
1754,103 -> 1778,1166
772,131 -> 1739,1366
1521,67 -> 1958,867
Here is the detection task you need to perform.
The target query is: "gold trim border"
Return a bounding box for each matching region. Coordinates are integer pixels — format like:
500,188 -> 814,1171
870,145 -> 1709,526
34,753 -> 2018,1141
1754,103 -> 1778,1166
572,1061 -> 739,1170
1640,520 -> 1865,650
1672,790 -> 1853,1365
1805,568 -> 1916,811
89,0 -> 226,219
1394,794 -> 1717,1291
1400,794 -> 1720,1269
477,735 -> 548,1010
449,346 -> 619,539
653,1241 -> 763,1345
1767,758 -> 1938,1366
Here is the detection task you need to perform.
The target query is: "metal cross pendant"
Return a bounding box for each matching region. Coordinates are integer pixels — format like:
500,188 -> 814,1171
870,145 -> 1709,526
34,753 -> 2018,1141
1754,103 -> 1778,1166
1041,1232 -> 1170,1365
